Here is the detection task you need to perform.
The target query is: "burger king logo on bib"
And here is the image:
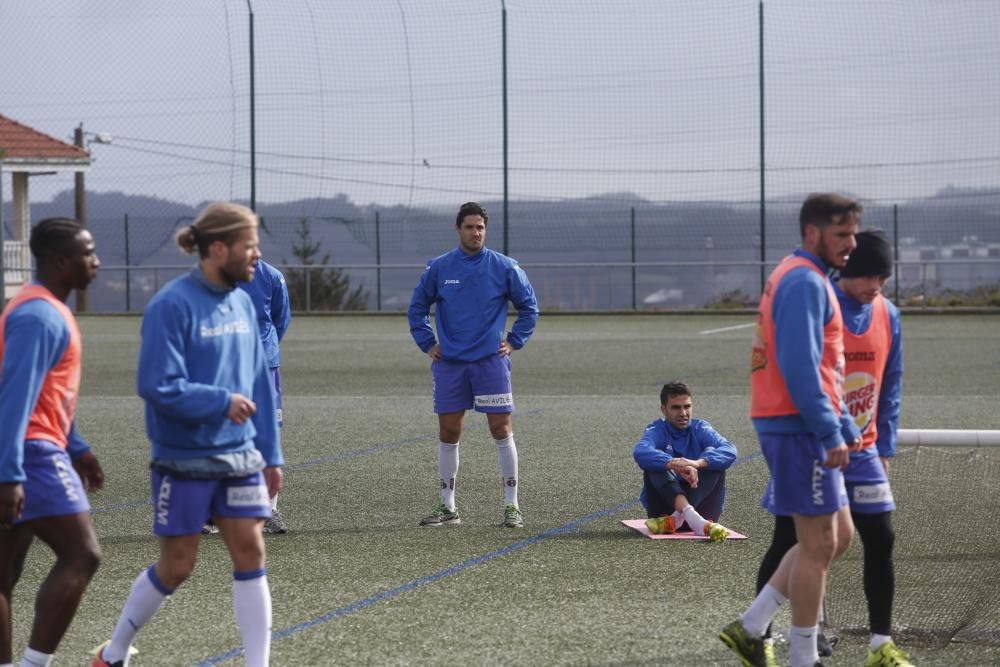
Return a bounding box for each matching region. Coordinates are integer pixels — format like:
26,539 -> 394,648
844,371 -> 877,432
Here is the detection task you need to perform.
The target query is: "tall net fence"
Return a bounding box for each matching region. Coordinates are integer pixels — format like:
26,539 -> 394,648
2,0 -> 999,312
826,445 -> 1000,647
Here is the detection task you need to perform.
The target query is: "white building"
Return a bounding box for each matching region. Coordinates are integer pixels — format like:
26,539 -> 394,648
1,114 -> 91,300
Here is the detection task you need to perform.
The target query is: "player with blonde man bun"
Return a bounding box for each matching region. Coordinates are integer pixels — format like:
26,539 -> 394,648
95,202 -> 282,667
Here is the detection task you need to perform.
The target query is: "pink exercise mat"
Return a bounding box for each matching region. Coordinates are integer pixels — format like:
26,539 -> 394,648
621,519 -> 747,540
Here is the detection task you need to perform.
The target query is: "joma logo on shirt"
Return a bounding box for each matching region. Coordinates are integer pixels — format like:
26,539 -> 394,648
444,279 -> 460,285
200,319 -> 251,338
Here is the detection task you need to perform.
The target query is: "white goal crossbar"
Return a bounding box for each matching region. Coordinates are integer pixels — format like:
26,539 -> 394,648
898,429 -> 1000,447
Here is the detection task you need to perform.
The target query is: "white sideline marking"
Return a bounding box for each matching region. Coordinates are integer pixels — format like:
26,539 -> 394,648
698,322 -> 755,335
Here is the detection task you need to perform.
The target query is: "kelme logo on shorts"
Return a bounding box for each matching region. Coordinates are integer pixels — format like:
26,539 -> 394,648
812,460 -> 824,505
156,477 -> 172,525
227,485 -> 269,507
51,455 -> 80,503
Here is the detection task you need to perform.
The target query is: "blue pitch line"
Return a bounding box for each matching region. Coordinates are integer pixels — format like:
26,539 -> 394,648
88,408 -> 546,515
196,445 -> 766,664
194,498 -> 643,666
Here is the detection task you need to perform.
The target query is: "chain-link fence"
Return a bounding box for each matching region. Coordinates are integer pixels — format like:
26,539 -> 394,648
2,1 -> 999,311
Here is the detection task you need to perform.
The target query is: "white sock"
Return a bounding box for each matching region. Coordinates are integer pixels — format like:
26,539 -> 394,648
438,442 -> 459,511
789,624 -> 819,667
105,565 -> 172,664
740,584 -> 788,637
681,504 -> 709,536
270,494 -> 278,512
870,633 -> 892,650
19,648 -> 52,667
671,510 -> 685,531
233,570 -> 272,667
495,434 -> 518,507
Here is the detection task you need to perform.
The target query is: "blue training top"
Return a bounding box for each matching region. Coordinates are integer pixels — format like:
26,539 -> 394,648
0,295 -> 90,482
632,417 -> 738,510
137,266 -> 282,466
238,259 -> 291,369
835,281 -> 904,459
752,248 -> 861,450
408,246 -> 539,362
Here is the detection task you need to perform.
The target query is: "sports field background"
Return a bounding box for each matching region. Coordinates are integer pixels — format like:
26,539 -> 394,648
9,313 -> 1000,665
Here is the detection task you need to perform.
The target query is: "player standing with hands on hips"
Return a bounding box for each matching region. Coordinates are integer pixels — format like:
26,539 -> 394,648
721,193 -> 863,667
408,202 -> 539,528
94,202 -> 282,667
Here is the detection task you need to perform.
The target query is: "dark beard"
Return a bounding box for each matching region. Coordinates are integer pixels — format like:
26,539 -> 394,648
217,264 -> 244,288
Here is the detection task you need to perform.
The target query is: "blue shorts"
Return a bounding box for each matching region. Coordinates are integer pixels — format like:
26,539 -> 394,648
16,440 -> 91,523
432,354 -> 514,414
760,432 -> 848,517
844,448 -> 895,513
151,469 -> 271,536
271,367 -> 283,427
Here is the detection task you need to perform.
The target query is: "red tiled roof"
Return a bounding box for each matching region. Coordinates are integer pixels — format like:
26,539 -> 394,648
0,114 -> 90,161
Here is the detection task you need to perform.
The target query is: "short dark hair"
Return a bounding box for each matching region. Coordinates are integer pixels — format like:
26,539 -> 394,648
799,193 -> 863,237
29,217 -> 85,260
660,381 -> 692,405
456,201 -> 488,227
841,229 -> 893,279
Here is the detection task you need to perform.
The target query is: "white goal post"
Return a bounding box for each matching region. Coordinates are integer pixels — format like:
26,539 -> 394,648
897,429 -> 1000,447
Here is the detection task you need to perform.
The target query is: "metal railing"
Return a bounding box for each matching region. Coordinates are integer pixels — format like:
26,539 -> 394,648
80,257 -> 1000,313
2,240 -> 31,285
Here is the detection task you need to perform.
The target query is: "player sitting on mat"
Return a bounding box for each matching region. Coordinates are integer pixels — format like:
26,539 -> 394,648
632,381 -> 736,542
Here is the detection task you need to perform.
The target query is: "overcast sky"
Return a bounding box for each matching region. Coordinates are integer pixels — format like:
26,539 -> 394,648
2,0 -> 998,209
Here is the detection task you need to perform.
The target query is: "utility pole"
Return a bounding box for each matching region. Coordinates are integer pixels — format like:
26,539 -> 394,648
247,0 -> 257,212
501,0 -> 509,255
74,123 -> 88,312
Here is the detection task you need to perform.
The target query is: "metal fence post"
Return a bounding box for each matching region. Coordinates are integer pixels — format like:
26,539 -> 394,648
375,210 -> 382,311
630,207 -> 636,310
305,266 -> 312,312
893,203 -> 899,303
124,213 -> 131,312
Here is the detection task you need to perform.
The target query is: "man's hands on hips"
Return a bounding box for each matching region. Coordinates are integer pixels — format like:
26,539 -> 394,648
427,344 -> 442,361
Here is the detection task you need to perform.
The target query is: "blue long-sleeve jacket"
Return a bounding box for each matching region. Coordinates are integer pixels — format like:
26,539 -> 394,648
137,267 -> 282,466
238,259 -> 291,369
633,417 -> 738,473
408,246 -> 539,362
752,249 -> 861,450
835,283 -> 903,459
0,296 -> 91,482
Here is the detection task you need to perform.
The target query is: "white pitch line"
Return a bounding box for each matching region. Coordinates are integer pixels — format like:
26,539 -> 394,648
699,322 -> 755,336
